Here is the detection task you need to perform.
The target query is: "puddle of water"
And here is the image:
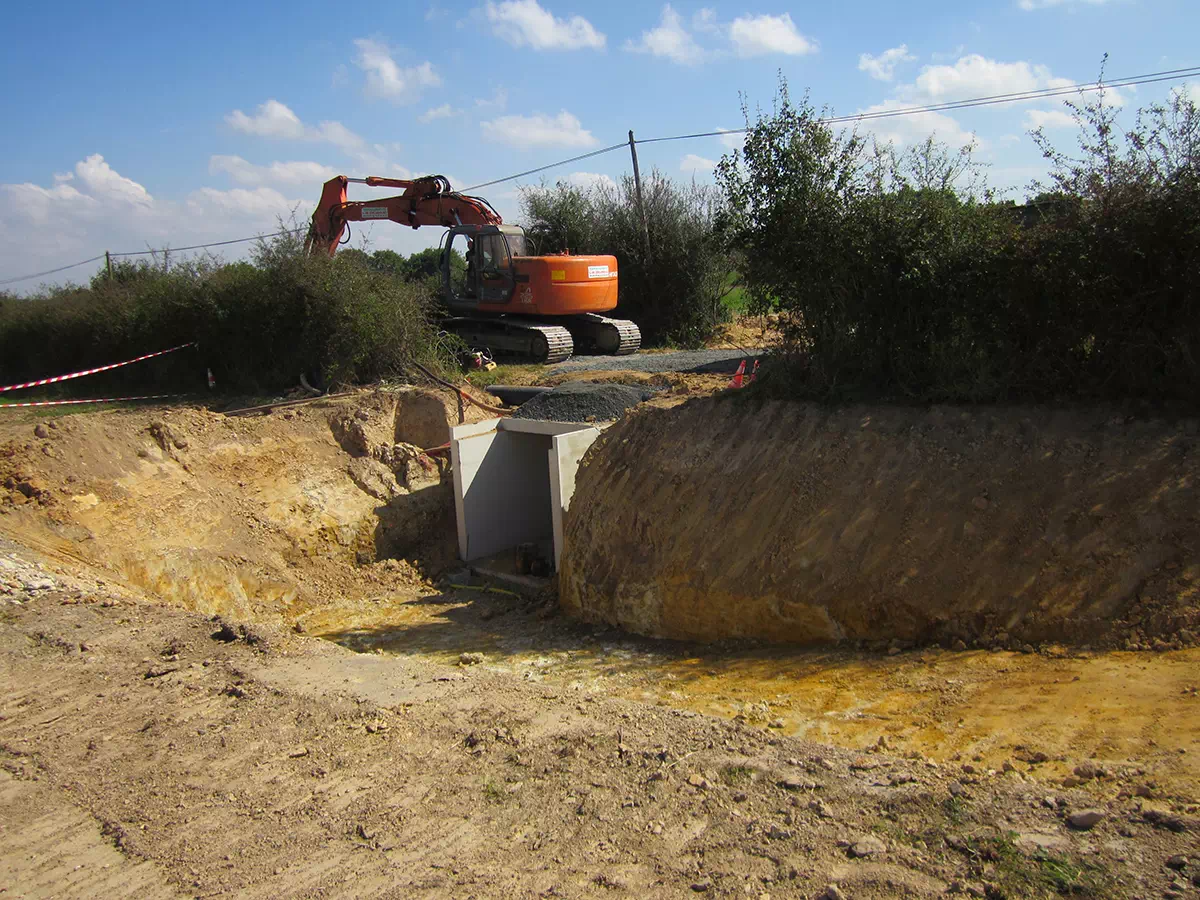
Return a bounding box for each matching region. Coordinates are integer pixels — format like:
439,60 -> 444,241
310,591 -> 1200,798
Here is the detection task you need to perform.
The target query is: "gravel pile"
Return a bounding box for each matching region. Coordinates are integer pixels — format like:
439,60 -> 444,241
548,348 -> 762,374
511,382 -> 654,423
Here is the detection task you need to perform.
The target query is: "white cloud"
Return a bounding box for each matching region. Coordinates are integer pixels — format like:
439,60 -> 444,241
485,0 -> 605,50
0,156 -> 448,293
75,154 -> 154,206
626,5 -> 704,65
716,127 -> 745,151
1018,0 -> 1117,9
856,98 -> 978,149
692,8 -> 718,32
209,156 -> 338,186
353,38 -> 441,104
565,171 -> 616,191
475,87 -> 509,110
909,55 -> 1066,102
418,104 -> 462,123
186,186 -> 296,219
729,13 -> 816,57
859,45 -> 916,82
226,99 -> 366,156
680,153 -> 716,173
1024,108 -> 1077,129
226,99 -> 306,140
480,111 -> 597,148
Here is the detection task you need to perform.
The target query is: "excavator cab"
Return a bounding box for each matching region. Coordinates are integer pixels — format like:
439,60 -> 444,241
443,224 -> 528,306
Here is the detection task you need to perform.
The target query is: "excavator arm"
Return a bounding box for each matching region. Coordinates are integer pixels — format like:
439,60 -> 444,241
306,174 -> 503,257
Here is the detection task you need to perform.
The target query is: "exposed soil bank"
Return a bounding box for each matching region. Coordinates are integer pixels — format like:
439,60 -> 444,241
561,398 -> 1200,648
0,387 -> 490,626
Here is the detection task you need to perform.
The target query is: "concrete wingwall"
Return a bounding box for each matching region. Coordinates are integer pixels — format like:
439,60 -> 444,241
559,397 -> 1200,649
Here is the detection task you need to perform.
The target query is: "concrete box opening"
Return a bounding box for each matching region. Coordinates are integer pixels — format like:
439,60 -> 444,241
450,418 -> 601,570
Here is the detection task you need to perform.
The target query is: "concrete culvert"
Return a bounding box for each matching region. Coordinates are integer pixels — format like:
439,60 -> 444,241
559,397 -> 1200,648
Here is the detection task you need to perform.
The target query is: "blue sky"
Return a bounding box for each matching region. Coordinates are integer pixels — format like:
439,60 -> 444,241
1,0 -> 1196,290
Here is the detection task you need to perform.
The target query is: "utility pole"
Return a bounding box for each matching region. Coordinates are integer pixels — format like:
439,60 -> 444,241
105,251 -> 112,280
628,130 -> 652,262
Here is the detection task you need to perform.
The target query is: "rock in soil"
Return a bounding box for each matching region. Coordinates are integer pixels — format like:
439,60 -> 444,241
1067,809 -> 1107,830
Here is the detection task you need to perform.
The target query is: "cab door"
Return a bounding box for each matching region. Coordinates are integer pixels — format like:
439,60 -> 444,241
475,232 -> 516,304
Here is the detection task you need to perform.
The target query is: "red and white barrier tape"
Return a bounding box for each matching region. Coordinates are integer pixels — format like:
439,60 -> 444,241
0,394 -> 181,409
0,342 -> 197,394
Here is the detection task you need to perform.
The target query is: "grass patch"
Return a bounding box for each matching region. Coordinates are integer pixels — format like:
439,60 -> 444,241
719,764 -> 756,786
958,835 -> 1115,898
464,364 -> 546,388
482,779 -> 507,804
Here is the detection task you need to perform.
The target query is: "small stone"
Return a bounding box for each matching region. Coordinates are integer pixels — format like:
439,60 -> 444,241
732,791 -> 748,803
690,880 -> 711,893
1042,796 -> 1058,809
887,645 -> 901,656
287,746 -> 310,758
1073,762 -> 1099,780
767,824 -> 793,840
1066,809 -> 1106,831
1166,855 -> 1188,870
820,886 -> 846,900
849,836 -> 886,858
779,775 -> 807,791
808,799 -> 833,818
1015,832 -> 1070,854
952,639 -> 967,651
687,774 -> 711,790
972,496 -> 989,511
458,652 -> 485,666
34,424 -> 49,439
948,781 -> 968,798
768,719 -> 785,729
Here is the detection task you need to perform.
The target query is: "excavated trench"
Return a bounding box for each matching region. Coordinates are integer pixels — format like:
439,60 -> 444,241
1,391 -> 1198,795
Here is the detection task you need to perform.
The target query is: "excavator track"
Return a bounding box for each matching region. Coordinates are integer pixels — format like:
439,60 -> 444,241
561,314 -> 641,356
443,317 -> 574,364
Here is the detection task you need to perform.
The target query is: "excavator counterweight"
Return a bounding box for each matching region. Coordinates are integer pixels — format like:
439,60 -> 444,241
306,174 -> 640,363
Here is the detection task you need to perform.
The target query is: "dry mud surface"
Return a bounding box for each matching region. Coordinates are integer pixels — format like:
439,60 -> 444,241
562,398 -> 1200,650
1,392 -> 1199,898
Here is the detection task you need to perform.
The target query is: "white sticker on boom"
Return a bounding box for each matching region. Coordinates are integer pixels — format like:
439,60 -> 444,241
362,207 -> 389,219
587,265 -> 610,279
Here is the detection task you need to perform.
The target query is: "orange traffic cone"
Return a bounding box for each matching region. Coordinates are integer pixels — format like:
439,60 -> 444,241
729,359 -> 746,389
749,359 -> 760,383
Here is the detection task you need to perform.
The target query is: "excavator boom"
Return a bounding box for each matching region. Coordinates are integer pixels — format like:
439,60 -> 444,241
306,174 -> 502,256
305,174 -> 640,362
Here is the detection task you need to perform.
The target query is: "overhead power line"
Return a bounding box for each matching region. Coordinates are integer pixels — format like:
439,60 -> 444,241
108,228 -> 306,258
3,63 -> 1197,288
1,230 -> 307,288
460,140 -> 630,193
0,255 -> 107,287
636,65 -> 1200,144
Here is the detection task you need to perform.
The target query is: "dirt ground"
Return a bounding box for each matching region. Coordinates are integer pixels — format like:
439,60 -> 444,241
1,389 -> 1199,898
563,397 -> 1200,651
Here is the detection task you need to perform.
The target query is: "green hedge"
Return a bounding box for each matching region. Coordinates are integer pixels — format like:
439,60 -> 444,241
0,233 -> 456,396
718,80 -> 1200,408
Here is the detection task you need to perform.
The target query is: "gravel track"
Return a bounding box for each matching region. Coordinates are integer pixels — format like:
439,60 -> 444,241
548,347 -> 763,374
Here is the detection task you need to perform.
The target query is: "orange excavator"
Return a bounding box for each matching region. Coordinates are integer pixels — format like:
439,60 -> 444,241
306,174 -> 640,363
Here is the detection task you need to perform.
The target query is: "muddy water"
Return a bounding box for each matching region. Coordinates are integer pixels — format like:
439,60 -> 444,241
309,589 -> 1200,799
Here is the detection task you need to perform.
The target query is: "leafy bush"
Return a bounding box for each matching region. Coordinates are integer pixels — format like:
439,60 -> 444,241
0,230 -> 457,396
718,77 -> 1200,408
521,171 -> 735,346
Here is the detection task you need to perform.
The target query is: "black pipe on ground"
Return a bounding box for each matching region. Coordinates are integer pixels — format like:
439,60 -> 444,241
485,385 -> 552,406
